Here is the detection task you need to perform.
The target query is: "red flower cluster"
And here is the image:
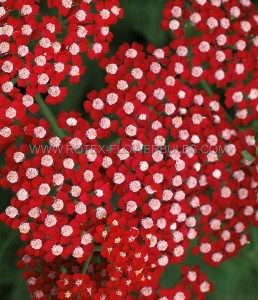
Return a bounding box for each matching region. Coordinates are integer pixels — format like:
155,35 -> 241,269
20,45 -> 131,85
85,43 -> 258,269
0,0 -> 123,103
0,40 -> 257,298
0,0 -> 257,299
159,266 -> 213,300
56,264 -> 213,300
162,0 -> 258,124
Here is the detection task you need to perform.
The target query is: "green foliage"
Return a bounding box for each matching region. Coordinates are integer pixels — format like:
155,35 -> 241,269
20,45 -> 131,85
242,150 -> 255,162
120,0 -> 169,47
0,222 -> 27,300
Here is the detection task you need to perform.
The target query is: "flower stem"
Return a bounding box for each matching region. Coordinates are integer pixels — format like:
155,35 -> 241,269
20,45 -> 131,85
34,94 -> 65,138
81,253 -> 93,275
94,245 -> 102,252
11,77 -> 18,85
200,79 -> 213,97
81,246 -> 102,275
223,106 -> 234,123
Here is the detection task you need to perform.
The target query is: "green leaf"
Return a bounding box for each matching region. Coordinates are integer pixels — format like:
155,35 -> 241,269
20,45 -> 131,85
0,224 -> 28,300
120,0 -> 168,47
9,272 -> 28,300
241,150 -> 255,162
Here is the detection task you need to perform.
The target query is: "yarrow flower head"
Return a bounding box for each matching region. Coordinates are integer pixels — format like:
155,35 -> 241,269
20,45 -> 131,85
162,0 -> 258,124
0,0 -> 123,104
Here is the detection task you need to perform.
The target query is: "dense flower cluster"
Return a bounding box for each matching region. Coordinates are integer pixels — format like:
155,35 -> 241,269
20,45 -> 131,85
162,0 -> 258,124
85,43 -> 258,268
0,0 -> 257,299
0,0 -> 123,103
55,265 -> 213,300
0,42 -> 257,298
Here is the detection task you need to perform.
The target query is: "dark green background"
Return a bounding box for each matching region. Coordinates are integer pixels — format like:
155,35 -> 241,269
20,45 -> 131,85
1,1 -> 258,299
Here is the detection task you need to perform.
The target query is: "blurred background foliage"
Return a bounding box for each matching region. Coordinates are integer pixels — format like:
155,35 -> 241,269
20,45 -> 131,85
1,0 -> 258,299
